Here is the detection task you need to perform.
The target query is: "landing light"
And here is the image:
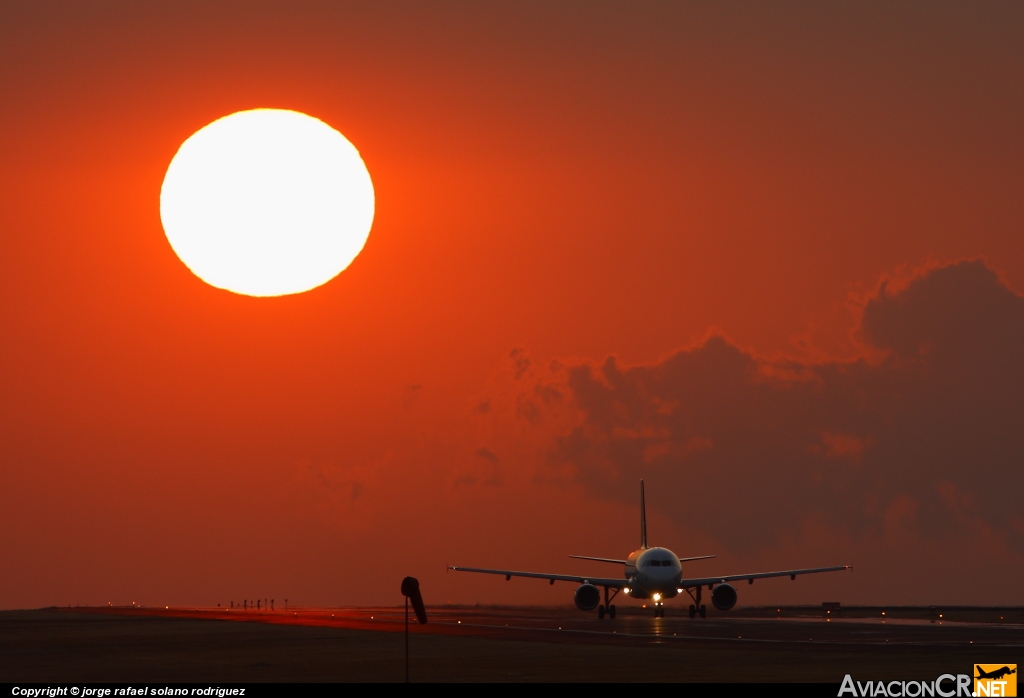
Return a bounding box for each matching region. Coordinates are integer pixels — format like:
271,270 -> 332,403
624,588 -> 630,593
676,588 -> 683,593
653,593 -> 662,602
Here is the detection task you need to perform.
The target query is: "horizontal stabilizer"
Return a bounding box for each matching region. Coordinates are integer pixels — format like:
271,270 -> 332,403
569,555 -> 627,564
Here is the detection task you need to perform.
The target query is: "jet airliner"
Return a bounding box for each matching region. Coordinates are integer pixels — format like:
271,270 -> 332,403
449,481 -> 850,618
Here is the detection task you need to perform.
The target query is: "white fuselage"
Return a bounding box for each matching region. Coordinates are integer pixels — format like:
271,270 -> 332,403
624,547 -> 682,600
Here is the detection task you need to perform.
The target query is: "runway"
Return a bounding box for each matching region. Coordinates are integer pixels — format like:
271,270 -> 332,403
1,606 -> 1020,682
325,605 -> 1023,648
101,603 -> 1023,648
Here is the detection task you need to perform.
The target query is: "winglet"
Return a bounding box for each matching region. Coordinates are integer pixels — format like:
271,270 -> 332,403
640,479 -> 648,549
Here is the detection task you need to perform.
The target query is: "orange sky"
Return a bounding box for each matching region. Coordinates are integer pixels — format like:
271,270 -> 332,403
1,2 -> 1022,609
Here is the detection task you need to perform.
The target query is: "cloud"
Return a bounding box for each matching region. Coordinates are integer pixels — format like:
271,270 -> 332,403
475,447 -> 499,463
515,260 -> 1024,558
451,447 -> 503,488
509,348 -> 531,380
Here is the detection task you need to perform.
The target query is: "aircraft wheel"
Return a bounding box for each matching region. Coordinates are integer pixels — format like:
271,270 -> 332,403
699,605 -> 707,619
608,604 -> 616,619
688,604 -> 696,619
598,604 -> 606,619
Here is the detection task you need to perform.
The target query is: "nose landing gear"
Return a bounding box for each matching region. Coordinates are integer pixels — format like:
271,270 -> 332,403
654,603 -> 665,618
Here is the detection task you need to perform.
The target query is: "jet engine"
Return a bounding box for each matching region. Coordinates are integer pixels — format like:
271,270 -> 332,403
711,583 -> 737,611
573,583 -> 601,611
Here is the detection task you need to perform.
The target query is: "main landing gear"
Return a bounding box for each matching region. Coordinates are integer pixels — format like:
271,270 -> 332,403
685,585 -> 708,619
654,603 -> 665,618
598,586 -> 620,620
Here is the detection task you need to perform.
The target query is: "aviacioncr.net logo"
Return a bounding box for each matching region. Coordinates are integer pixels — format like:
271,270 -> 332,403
839,674 -> 972,697
974,664 -> 1017,697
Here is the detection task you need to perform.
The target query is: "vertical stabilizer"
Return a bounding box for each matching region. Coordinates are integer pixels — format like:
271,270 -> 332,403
640,479 -> 648,549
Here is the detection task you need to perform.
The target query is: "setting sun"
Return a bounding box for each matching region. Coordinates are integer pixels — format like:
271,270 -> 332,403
159,108 -> 374,297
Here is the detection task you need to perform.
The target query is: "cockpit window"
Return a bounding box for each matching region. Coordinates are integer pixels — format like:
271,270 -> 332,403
660,559 -> 673,566
647,560 -> 661,567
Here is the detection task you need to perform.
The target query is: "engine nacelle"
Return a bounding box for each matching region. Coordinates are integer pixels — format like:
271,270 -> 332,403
574,583 -> 601,611
711,583 -> 737,611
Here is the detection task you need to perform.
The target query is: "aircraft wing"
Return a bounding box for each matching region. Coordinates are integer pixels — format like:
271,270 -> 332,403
681,565 -> 850,588
448,565 -> 626,588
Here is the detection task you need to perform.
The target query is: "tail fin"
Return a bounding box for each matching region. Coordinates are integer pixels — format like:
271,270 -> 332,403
640,479 -> 648,549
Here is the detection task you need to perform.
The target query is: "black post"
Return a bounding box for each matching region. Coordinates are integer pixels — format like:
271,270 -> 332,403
400,576 -> 426,682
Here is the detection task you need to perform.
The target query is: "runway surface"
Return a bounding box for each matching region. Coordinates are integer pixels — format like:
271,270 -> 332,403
107,604 -> 1024,646
1,606 -> 1020,682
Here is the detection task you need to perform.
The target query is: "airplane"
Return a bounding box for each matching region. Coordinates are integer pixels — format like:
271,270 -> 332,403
975,667 -> 1016,681
449,480 -> 851,618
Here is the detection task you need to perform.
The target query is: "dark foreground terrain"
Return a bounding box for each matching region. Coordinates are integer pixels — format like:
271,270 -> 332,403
0,606 -> 1019,682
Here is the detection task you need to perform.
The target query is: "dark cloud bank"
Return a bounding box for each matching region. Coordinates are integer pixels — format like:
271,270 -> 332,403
531,261 -> 1023,556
